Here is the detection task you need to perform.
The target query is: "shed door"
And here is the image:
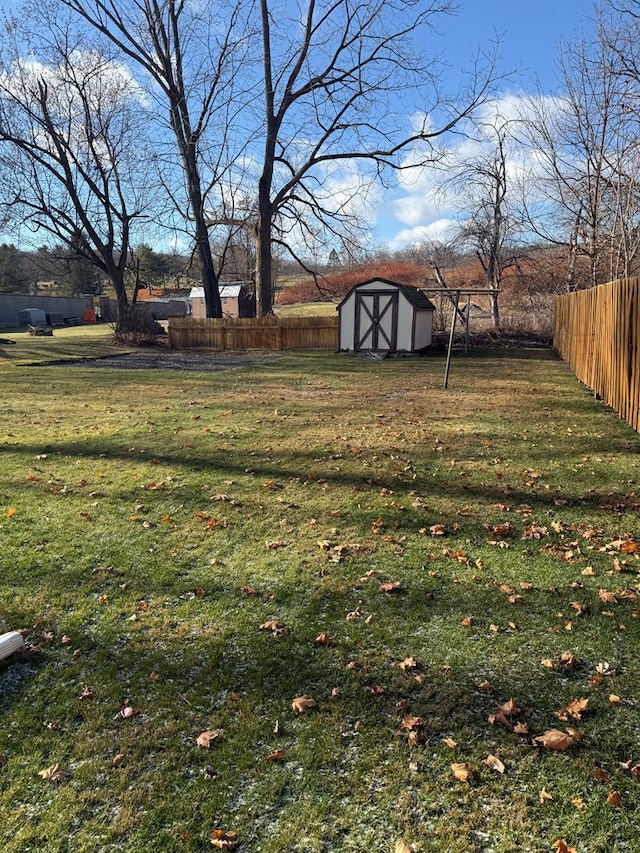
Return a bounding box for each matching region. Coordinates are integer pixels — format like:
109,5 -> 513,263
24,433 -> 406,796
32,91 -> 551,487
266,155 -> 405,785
354,290 -> 398,351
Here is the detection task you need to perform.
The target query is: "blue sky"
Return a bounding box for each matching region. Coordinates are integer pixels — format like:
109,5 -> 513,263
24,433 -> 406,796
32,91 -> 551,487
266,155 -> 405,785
374,0 -> 599,250
440,0 -> 596,93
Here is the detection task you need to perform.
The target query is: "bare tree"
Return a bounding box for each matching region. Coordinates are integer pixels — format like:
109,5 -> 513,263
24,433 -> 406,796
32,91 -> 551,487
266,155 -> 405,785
203,0 -> 498,315
59,0 -> 251,319
520,15 -> 640,289
0,12 -> 153,326
434,116 -> 520,328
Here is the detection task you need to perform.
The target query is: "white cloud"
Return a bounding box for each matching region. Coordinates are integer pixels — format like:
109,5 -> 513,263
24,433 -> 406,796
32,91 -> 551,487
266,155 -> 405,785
373,91 -> 567,249
386,218 -> 458,250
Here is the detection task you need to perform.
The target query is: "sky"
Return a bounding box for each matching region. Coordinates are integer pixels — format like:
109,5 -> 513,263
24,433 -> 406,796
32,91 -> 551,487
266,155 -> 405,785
0,0 -> 601,259
375,0 -> 598,250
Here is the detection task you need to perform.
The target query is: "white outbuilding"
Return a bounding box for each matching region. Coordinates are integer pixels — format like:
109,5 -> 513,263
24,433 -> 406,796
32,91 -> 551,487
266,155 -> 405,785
337,278 -> 435,353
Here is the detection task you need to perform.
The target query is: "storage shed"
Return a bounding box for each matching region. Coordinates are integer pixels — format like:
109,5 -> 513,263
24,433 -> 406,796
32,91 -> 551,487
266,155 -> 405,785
337,279 -> 435,353
189,282 -> 256,319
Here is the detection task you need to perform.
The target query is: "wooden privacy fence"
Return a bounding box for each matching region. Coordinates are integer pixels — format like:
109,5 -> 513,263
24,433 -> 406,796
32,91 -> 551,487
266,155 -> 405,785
554,278 -> 640,432
168,315 -> 338,351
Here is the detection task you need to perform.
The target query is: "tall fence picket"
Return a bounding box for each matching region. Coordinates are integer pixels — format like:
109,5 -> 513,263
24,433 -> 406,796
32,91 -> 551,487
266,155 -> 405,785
554,278 -> 640,432
168,315 -> 338,351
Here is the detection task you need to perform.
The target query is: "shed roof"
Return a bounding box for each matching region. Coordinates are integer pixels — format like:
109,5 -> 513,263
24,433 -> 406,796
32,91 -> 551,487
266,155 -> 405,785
189,284 -> 245,299
336,278 -> 435,311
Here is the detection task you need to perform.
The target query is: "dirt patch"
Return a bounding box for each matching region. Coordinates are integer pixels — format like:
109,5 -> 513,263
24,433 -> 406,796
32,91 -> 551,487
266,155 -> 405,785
38,350 -> 282,372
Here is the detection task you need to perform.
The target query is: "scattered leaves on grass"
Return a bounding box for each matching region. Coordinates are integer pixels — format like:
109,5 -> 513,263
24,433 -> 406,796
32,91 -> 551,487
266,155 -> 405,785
38,764 -> 70,783
197,730 -> 223,749
291,695 -> 317,714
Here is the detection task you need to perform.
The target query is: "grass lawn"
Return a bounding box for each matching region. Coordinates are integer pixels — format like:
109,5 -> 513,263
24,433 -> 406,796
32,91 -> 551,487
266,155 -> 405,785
275,302 -> 337,317
1,330 -> 640,853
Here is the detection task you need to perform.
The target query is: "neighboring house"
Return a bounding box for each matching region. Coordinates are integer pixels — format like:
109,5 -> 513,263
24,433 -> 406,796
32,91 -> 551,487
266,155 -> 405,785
189,283 -> 256,319
337,278 -> 435,353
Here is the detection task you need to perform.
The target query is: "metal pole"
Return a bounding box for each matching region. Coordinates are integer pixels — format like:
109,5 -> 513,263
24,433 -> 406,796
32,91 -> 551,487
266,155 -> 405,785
465,295 -> 470,354
443,289 -> 460,390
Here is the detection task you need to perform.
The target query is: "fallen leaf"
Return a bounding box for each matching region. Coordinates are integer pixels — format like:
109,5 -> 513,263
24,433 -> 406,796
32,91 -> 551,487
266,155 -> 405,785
609,693 -> 622,704
556,697 -> 589,720
210,828 -> 238,849
490,522 -> 513,536
483,754 -> 505,773
398,657 -> 417,671
315,631 -> 333,646
430,523 -> 446,536
119,701 -> 141,720
539,787 -> 553,804
260,620 -> 286,637
488,712 -> 513,731
291,695 -> 317,714
380,580 -> 401,592
401,715 -> 424,731
451,762 -> 474,783
264,749 -> 285,762
607,790 -> 622,807
553,840 -> 577,853
598,588 -> 618,604
443,737 -> 457,749
498,698 -> 520,716
572,797 -> 586,810
38,763 -> 70,783
535,729 -> 577,751
197,730 -> 223,748
395,842 -> 411,853
461,616 -> 474,627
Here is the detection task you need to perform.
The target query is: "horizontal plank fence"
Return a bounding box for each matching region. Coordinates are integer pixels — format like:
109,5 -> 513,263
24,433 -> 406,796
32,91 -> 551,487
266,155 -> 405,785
554,278 -> 640,432
168,315 -> 338,351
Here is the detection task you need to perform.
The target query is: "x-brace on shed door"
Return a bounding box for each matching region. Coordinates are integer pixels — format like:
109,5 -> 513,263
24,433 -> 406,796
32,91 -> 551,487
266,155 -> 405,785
354,290 -> 398,351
